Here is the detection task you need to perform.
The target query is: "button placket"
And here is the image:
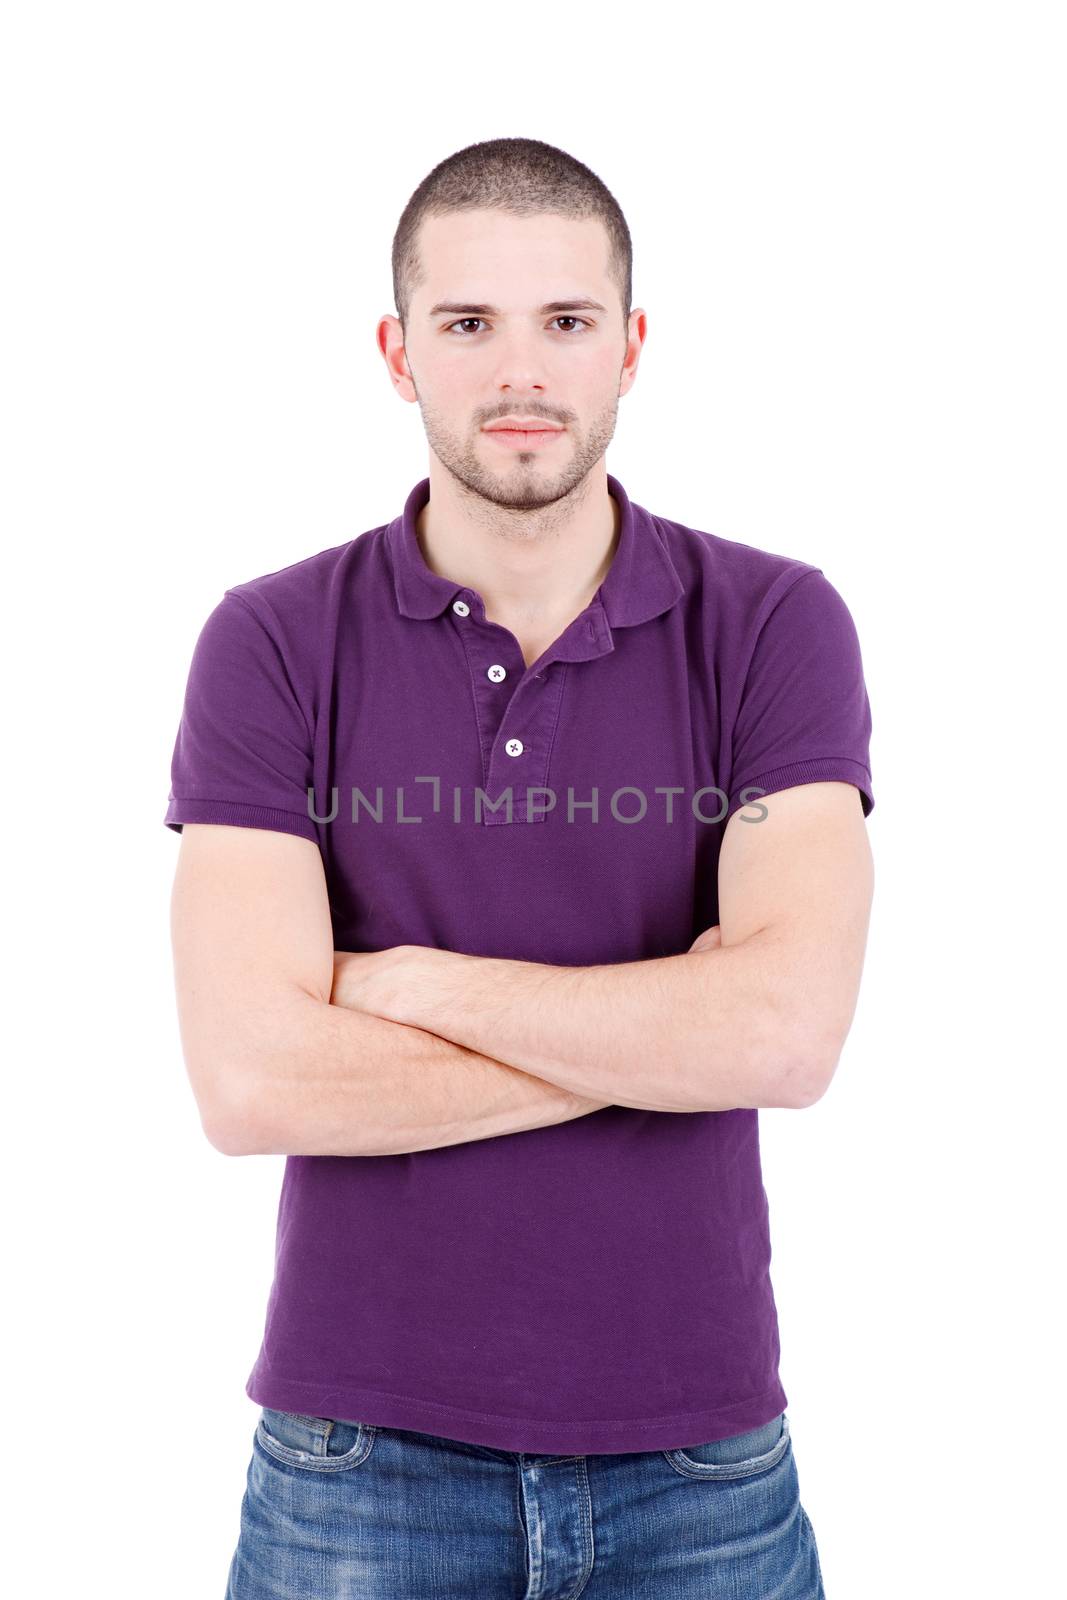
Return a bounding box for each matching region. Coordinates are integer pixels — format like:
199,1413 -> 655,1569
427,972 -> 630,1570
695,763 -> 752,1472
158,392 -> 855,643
483,666 -> 568,825
447,588 -> 581,825
450,590 -> 528,795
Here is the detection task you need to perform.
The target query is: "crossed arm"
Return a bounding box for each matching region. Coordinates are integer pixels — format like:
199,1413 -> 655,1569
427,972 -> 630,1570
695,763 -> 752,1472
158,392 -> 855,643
170,782 -> 873,1157
331,925 -> 801,1115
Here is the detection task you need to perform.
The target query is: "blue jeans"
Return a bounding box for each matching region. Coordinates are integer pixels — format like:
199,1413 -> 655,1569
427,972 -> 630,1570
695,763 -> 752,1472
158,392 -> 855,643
226,1406 -> 825,1598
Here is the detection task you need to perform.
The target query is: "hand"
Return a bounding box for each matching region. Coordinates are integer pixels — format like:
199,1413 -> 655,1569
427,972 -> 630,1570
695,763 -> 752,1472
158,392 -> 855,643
331,945 -> 423,1022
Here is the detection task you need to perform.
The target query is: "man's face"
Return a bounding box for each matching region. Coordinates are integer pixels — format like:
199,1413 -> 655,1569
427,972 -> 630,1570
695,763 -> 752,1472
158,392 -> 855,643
387,209 -> 644,512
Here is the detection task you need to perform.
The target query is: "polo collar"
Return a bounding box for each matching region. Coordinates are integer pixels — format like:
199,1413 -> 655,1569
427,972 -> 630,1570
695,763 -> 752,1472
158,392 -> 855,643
385,473 -> 684,639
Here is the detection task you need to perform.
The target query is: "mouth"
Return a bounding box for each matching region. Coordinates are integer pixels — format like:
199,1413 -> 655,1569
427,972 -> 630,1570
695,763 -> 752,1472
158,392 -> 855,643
483,427 -> 565,451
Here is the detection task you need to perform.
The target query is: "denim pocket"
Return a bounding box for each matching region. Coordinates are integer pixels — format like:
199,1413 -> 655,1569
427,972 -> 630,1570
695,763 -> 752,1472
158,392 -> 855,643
661,1411 -> 791,1480
255,1406 -> 377,1472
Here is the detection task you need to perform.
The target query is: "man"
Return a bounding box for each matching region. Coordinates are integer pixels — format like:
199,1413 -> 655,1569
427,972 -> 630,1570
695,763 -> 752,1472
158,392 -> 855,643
166,136 -> 874,1598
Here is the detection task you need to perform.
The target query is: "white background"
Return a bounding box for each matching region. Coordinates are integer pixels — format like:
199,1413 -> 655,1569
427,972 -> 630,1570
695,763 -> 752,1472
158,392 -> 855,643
3,3 -> 1064,1594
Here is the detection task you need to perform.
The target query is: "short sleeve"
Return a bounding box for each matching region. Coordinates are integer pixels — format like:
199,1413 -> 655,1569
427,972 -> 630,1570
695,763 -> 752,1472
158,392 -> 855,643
724,568 -> 874,824
163,590 -> 319,843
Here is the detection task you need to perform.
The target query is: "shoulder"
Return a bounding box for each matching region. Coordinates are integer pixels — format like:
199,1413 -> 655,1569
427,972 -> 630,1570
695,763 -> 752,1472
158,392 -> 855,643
646,502 -> 824,641
185,522 -> 391,710
224,522 -> 389,636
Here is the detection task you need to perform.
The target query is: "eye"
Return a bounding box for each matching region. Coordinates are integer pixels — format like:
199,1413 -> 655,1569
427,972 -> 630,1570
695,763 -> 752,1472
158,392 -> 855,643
443,317 -> 592,336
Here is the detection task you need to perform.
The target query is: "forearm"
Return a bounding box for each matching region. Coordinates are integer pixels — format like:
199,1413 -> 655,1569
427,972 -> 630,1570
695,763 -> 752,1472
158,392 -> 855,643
338,933 -> 813,1113
226,991 -> 612,1157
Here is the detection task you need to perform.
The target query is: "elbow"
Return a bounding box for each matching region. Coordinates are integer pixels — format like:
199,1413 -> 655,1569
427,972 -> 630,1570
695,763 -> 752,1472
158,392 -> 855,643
765,1024 -> 841,1110
202,1109 -> 258,1158
204,1114 -> 257,1157
783,1060 -> 834,1109
183,984 -> 327,1156
199,1075 -> 271,1157
764,1004 -> 844,1107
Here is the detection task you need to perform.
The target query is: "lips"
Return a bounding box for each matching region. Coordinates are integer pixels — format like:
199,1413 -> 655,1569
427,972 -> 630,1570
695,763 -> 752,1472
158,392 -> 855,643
483,426 -> 565,451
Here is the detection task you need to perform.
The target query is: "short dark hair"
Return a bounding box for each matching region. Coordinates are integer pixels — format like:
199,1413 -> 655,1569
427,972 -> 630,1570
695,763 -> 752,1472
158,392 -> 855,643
391,137 -> 632,334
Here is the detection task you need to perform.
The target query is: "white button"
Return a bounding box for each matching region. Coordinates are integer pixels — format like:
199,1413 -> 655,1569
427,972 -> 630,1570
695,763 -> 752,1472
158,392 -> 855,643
452,599 -> 470,617
505,738 -> 524,757
487,664 -> 506,682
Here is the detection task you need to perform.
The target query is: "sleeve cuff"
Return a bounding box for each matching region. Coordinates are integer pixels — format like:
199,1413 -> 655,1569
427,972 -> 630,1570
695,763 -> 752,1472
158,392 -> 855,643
726,758 -> 874,823
163,797 -> 320,844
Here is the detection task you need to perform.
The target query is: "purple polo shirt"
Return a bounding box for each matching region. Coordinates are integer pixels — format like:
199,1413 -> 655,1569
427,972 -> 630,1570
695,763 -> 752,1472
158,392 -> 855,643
164,472 -> 874,1455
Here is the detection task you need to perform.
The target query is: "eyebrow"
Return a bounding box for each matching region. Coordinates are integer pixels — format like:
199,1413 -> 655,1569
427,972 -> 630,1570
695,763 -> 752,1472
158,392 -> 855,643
427,298 -> 608,318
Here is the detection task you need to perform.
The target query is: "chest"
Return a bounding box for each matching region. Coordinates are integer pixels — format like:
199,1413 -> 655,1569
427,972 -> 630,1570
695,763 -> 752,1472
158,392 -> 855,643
316,609 -> 727,962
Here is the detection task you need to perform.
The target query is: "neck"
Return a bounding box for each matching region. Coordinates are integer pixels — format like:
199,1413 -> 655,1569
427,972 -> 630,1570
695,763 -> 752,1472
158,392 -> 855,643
415,458 -> 620,629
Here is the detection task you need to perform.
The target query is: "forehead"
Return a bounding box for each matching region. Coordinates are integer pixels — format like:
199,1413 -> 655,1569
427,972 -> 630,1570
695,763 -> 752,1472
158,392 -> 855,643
412,209 -> 612,297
